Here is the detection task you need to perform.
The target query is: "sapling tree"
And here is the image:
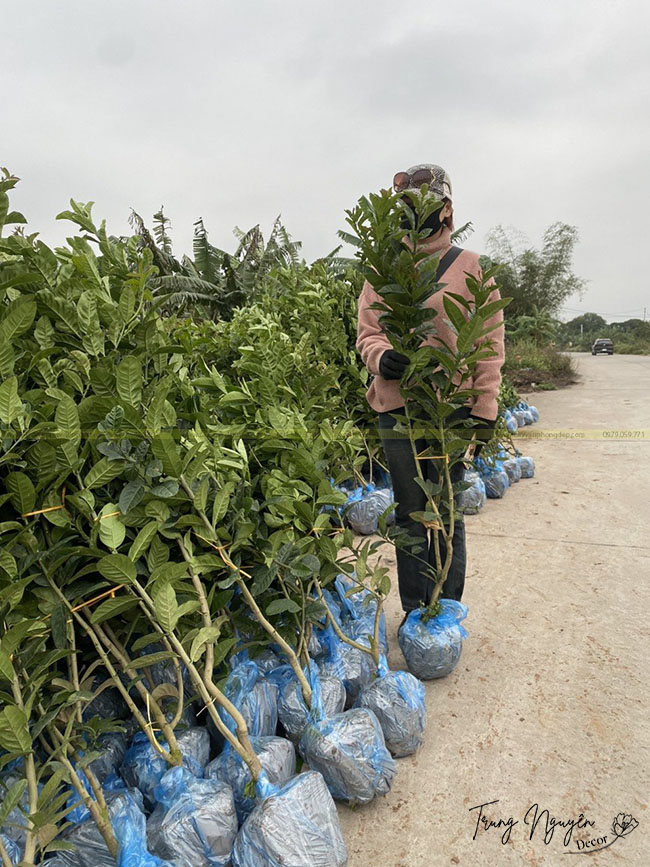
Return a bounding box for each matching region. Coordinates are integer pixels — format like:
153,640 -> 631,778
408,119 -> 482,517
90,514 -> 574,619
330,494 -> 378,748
343,187 -> 510,616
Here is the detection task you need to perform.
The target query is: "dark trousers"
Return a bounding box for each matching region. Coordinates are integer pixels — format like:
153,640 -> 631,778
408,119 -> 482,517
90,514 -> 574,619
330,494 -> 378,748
378,405 -> 469,612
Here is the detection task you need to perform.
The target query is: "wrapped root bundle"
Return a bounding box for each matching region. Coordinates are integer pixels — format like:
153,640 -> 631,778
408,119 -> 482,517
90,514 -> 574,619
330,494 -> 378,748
268,664 -> 345,743
457,469 -> 487,515
232,771 -> 347,867
354,655 -> 426,758
210,661 -> 278,741
147,766 -> 237,867
298,664 -> 395,805
317,623 -> 377,707
120,727 -> 210,810
206,736 -> 296,824
517,455 -> 535,478
398,600 -> 468,680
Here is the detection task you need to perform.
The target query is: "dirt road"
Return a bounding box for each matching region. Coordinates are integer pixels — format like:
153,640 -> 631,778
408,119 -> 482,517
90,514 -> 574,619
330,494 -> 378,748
336,353 -> 650,866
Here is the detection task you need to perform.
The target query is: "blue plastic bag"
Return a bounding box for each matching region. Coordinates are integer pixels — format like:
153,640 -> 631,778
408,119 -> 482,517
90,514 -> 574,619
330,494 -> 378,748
120,727 -> 210,809
230,647 -> 282,676
501,456 -> 521,484
63,789 -> 171,867
89,732 -> 129,785
398,600 -> 468,680
231,770 -> 347,867
354,655 -> 426,758
457,469 -> 487,515
503,409 -> 518,433
267,664 -> 346,742
0,773 -> 30,847
298,663 -> 396,805
307,587 -> 346,660
317,622 -> 377,706
216,662 -> 278,739
113,789 -> 174,867
517,455 -> 535,478
345,483 -> 395,535
205,735 -> 295,824
335,574 -> 389,655
83,679 -> 129,723
528,405 -> 540,422
147,766 -> 237,867
474,456 -> 510,499
0,834 -> 20,865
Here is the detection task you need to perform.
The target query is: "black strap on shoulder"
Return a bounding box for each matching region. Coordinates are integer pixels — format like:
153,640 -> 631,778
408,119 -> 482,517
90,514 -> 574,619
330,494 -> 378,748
435,245 -> 463,282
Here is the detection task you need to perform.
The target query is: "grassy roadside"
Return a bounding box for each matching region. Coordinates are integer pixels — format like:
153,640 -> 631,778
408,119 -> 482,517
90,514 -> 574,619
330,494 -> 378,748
503,337 -> 579,391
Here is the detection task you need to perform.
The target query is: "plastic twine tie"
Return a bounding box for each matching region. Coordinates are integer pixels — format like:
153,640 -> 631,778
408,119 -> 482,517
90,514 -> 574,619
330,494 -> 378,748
254,769 -> 276,800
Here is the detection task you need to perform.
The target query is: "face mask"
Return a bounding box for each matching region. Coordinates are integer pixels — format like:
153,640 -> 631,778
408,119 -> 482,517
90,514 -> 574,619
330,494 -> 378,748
399,200 -> 447,234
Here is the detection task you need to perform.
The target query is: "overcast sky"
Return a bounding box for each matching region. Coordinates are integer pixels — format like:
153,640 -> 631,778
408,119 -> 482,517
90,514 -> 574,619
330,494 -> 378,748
3,0 -> 649,322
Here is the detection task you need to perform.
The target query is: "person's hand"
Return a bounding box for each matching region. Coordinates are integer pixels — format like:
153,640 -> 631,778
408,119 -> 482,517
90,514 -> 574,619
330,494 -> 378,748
379,349 -> 409,380
469,413 -> 496,457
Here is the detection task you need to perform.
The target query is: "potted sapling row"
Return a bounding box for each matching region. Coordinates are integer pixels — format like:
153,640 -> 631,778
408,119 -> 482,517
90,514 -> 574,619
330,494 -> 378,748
199,529 -> 396,808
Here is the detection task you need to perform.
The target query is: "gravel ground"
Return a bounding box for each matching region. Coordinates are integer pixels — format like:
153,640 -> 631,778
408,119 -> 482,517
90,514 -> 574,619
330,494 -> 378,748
336,353 -> 650,866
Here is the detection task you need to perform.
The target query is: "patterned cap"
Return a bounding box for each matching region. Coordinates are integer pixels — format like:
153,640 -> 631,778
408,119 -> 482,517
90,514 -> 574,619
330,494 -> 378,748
394,163 -> 453,201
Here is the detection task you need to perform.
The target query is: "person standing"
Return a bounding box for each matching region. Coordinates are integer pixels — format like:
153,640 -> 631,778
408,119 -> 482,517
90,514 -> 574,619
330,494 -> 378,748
355,163 -> 505,623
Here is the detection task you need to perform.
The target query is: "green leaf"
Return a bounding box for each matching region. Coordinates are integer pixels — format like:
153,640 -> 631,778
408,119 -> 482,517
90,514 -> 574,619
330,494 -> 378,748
151,433 -> 182,477
0,577 -> 31,608
51,604 -> 68,649
150,479 -> 179,498
0,376 -> 21,425
152,582 -> 178,633
149,561 -> 189,585
124,651 -> 176,671
0,650 -> 14,682
194,478 -> 209,513
442,293 -> 468,334
145,379 -> 170,436
5,472 -> 36,515
97,553 -> 136,584
0,339 -> 14,378
98,503 -> 126,550
118,285 -> 136,322
84,457 -> 124,489
89,595 -> 139,624
0,706 -> 31,754
190,626 -> 223,662
116,357 -> 142,407
55,395 -> 81,466
265,598 -> 301,616
1,620 -> 39,655
212,483 -> 234,526
130,632 -> 161,653
0,779 -> 27,826
0,549 -> 17,579
175,599 -> 200,620
128,521 -> 160,562
118,480 -> 145,513
0,298 -> 37,341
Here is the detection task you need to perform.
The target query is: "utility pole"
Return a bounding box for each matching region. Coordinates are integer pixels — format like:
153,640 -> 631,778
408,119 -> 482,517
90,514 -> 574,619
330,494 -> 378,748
644,307 -> 647,321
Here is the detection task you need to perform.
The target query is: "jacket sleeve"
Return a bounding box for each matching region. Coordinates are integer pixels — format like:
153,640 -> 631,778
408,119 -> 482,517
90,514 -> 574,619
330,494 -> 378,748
470,277 -> 505,420
355,278 -> 393,377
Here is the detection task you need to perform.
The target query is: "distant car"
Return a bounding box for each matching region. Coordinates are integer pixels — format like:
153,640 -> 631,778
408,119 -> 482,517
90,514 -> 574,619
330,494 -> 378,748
592,338 -> 614,355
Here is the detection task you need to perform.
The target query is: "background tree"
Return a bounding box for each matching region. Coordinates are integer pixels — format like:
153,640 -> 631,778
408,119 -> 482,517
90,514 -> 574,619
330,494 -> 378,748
485,222 -> 586,319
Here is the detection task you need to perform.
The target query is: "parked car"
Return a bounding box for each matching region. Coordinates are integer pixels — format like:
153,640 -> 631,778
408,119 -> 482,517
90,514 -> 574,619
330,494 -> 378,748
592,338 -> 614,355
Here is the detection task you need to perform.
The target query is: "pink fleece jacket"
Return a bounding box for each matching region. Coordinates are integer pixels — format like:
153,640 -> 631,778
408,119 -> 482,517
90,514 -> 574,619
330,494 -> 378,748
355,225 -> 505,419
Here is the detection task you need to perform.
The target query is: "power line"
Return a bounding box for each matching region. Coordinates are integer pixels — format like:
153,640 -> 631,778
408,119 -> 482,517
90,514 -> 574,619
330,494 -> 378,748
559,306 -> 646,320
